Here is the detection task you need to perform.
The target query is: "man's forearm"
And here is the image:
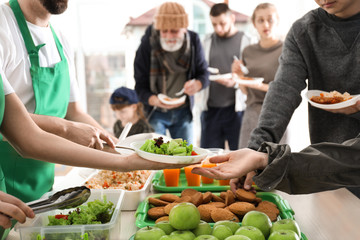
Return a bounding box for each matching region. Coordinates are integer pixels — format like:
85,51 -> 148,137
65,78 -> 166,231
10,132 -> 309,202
30,113 -> 68,138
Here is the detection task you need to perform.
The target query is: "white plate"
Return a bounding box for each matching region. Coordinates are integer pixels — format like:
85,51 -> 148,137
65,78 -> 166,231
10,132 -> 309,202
209,73 -> 233,81
235,76 -> 264,85
130,140 -> 209,164
305,90 -> 360,110
158,93 -> 186,105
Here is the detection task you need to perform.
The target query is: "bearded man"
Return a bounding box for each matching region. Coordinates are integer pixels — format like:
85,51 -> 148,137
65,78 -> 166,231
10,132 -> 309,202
200,3 -> 252,150
134,2 -> 209,144
0,0 -> 119,207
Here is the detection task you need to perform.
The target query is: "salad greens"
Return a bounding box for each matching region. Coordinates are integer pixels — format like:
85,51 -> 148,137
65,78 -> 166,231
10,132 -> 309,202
140,137 -> 194,156
48,196 -> 114,226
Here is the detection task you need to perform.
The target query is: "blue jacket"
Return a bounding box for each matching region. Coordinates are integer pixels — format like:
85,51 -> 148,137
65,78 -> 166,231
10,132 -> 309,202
134,25 -> 209,114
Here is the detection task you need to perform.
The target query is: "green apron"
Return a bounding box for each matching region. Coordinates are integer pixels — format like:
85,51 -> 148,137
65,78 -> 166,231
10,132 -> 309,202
0,0 -> 71,203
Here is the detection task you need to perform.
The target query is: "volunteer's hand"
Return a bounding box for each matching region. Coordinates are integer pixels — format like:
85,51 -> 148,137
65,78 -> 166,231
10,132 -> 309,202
215,78 -> 236,88
63,121 -> 115,150
231,59 -> 245,77
148,95 -> 184,109
0,192 -> 35,229
184,79 -> 202,96
325,100 -> 360,115
191,149 -> 268,188
120,153 -> 191,172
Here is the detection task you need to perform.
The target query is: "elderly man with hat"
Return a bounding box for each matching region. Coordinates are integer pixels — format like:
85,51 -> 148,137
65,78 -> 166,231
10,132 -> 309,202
134,2 -> 209,144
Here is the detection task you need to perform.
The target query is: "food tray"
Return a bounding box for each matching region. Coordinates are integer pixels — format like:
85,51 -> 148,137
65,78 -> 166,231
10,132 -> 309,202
134,192 -> 307,240
15,189 -> 124,240
82,169 -> 155,210
152,169 -> 231,192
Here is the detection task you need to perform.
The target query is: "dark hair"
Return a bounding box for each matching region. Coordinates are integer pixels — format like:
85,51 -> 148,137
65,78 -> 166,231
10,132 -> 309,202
111,102 -> 147,122
210,3 -> 231,17
251,3 -> 278,23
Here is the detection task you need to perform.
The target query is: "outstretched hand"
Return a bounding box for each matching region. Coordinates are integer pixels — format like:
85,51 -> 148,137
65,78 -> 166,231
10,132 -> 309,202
191,148 -> 268,189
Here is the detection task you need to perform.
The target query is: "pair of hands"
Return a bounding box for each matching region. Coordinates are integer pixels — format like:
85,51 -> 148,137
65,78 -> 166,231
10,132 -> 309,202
149,79 -> 202,109
191,148 -> 268,192
0,192 -> 34,229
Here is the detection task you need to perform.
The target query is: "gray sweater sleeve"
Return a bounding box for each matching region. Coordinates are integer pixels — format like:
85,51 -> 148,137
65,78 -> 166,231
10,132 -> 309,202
248,23 -> 308,150
253,134 -> 360,194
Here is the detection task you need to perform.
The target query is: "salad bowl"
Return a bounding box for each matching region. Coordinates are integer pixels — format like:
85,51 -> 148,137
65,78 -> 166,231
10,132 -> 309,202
130,140 -> 209,164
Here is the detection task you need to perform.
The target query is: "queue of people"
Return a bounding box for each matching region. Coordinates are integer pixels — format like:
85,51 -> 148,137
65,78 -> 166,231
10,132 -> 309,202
0,0 -> 360,237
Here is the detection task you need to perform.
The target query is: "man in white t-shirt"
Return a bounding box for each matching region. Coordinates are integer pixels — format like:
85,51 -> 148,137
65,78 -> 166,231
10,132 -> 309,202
0,0 -> 116,203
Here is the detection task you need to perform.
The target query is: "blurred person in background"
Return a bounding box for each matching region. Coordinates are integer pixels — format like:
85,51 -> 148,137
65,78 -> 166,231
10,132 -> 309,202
0,0 -> 120,204
110,87 -> 153,138
232,0 -> 360,197
232,3 -> 288,149
134,2 -> 209,144
200,3 -> 251,150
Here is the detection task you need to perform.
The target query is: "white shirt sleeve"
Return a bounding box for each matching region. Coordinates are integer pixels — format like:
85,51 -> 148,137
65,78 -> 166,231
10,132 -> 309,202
1,72 -> 14,95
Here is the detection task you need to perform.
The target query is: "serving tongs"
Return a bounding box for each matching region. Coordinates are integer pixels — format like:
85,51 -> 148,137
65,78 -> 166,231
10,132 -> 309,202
26,186 -> 91,215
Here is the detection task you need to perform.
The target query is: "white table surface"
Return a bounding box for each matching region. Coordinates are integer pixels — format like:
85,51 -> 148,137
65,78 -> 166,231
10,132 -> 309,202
7,168 -> 360,240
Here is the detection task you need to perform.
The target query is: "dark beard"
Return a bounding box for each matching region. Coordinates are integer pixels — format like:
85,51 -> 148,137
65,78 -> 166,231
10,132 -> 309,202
40,0 -> 68,14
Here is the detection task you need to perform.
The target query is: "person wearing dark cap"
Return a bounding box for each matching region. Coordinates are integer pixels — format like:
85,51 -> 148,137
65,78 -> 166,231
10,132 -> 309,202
134,1 -> 209,144
110,87 -> 154,138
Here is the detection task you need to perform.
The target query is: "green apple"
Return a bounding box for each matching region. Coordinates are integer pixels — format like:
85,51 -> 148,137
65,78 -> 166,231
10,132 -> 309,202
169,202 -> 200,230
134,226 -> 166,240
212,225 -> 233,240
214,220 -> 240,234
224,236 -> 251,240
270,219 -> 301,237
160,235 -> 184,240
194,235 -> 219,240
170,230 -> 196,240
156,220 -> 176,235
192,220 -> 212,236
268,230 -> 300,240
234,226 -> 265,240
242,211 -> 272,238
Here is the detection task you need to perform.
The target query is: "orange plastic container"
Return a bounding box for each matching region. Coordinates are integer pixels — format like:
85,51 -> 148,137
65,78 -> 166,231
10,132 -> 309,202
184,165 -> 201,186
201,163 -> 217,184
163,169 -> 180,187
219,179 -> 230,186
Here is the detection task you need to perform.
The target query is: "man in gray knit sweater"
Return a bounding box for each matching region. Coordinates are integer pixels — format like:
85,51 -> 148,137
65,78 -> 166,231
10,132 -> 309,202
242,0 -> 360,196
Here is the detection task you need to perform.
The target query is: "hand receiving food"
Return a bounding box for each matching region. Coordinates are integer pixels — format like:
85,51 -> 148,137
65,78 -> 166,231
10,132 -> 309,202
191,148 -> 268,189
184,79 -> 202,96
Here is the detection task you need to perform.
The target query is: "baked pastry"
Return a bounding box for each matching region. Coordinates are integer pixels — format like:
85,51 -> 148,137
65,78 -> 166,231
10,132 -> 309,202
147,206 -> 166,220
235,189 -> 256,202
211,208 -> 239,222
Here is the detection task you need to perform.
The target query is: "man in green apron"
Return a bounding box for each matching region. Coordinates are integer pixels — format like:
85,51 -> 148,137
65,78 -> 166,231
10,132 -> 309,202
0,0 -> 116,203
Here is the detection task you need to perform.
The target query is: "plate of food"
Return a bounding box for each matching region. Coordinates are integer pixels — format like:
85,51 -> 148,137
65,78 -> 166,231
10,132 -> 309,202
235,76 -> 264,85
305,90 -> 360,110
209,73 -> 233,81
130,137 -> 209,164
158,93 -> 186,105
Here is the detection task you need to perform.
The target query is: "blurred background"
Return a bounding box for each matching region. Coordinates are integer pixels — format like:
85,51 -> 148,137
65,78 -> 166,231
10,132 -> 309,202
1,0 -> 319,157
